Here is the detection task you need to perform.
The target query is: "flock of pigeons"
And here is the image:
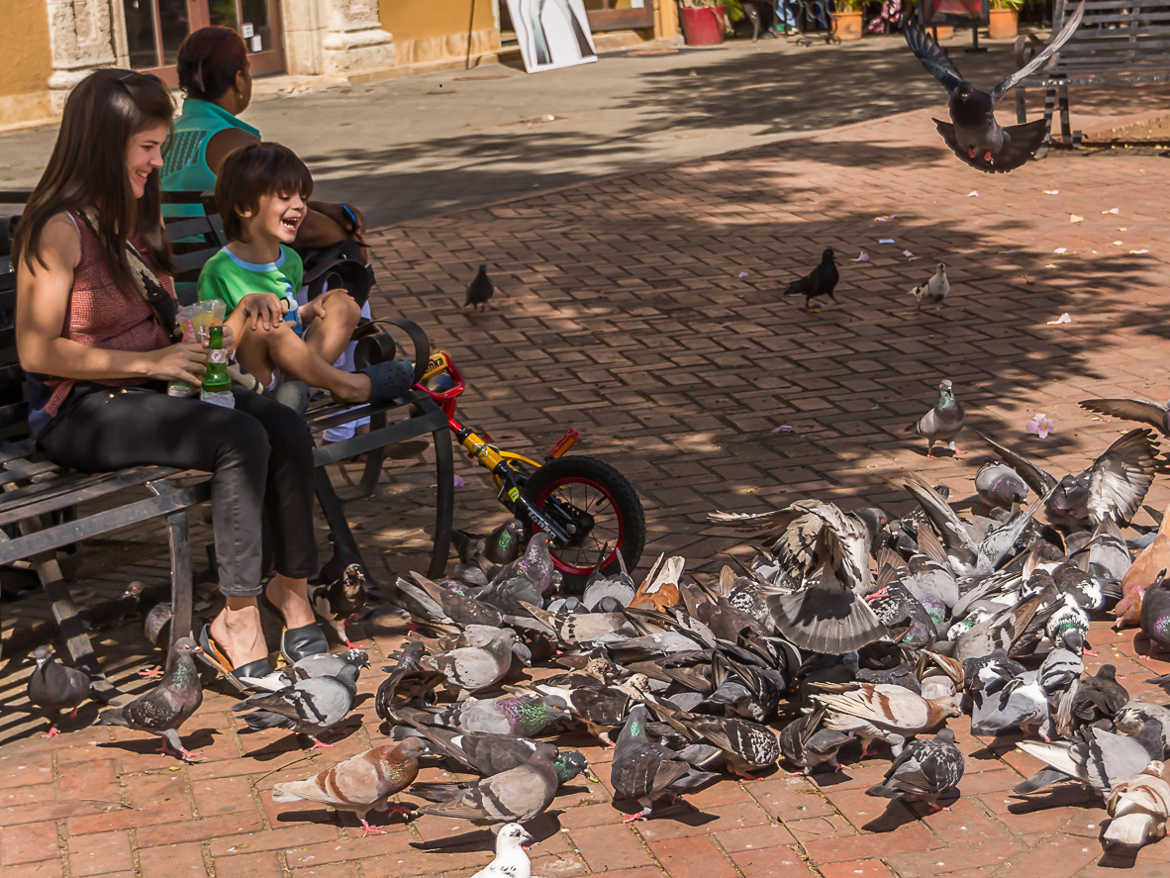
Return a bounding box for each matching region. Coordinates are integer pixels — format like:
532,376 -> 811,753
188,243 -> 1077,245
29,376 -> 1170,872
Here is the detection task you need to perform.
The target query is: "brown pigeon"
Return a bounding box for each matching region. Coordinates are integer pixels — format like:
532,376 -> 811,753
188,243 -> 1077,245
272,739 -> 427,836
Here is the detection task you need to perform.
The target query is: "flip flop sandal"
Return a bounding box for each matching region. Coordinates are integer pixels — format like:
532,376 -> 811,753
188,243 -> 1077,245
197,623 -> 277,694
357,358 -> 414,406
258,593 -> 330,663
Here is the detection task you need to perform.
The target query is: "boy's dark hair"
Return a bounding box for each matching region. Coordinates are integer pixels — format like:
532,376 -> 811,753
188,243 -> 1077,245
216,142 -> 313,241
177,27 -> 248,101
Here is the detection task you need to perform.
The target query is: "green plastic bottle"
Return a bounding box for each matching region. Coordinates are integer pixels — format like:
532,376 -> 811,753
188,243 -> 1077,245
200,325 -> 234,409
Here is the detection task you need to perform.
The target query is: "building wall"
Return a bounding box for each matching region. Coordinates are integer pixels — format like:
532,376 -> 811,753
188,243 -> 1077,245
0,0 -> 53,127
378,0 -> 500,68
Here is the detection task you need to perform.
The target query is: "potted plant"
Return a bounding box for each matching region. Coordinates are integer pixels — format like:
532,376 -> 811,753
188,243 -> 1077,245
834,0 -> 864,40
678,0 -> 728,45
988,0 -> 1021,38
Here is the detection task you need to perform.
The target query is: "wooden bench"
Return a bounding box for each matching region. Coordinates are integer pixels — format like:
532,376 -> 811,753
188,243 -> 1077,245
1016,0 -> 1170,150
0,190 -> 454,697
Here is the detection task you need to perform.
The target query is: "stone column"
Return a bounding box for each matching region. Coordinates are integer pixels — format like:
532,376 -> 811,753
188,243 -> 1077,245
44,0 -> 116,112
320,0 -> 396,75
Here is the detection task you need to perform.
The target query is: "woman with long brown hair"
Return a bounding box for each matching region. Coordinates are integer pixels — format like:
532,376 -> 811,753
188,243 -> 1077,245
15,69 -> 329,689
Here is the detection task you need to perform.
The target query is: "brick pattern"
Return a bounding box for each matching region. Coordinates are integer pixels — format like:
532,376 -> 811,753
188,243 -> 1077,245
5,96 -> 1170,876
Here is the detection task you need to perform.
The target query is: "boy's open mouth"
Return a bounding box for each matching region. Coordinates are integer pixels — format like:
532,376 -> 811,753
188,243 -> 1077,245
280,215 -> 301,232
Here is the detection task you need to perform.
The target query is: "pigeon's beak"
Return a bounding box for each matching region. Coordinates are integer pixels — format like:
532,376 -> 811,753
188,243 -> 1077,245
584,766 -> 601,783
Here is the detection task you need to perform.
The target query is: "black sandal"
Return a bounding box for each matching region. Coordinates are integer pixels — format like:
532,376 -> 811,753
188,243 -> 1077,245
259,593 -> 330,663
197,623 -> 283,693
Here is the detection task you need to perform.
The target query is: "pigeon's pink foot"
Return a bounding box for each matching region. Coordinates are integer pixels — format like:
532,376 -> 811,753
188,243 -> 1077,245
343,639 -> 359,649
865,587 -> 891,603
360,819 -> 388,837
983,150 -> 993,163
42,725 -> 60,739
309,736 -> 334,750
179,748 -> 200,762
622,812 -> 649,823
385,803 -> 415,816
926,450 -> 936,459
138,666 -> 164,678
1085,648 -> 1098,656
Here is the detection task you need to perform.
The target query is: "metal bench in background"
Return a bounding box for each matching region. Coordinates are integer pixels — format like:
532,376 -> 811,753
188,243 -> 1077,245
0,190 -> 454,697
1016,0 -> 1170,151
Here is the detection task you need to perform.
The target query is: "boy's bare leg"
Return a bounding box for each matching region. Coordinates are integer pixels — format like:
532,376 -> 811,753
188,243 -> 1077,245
244,323 -> 370,402
304,289 -> 361,365
233,332 -> 277,390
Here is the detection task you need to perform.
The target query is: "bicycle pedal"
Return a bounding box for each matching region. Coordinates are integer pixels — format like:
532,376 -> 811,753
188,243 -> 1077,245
547,429 -> 580,460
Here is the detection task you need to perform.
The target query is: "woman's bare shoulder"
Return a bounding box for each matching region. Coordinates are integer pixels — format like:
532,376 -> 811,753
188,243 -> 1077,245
19,211 -> 81,274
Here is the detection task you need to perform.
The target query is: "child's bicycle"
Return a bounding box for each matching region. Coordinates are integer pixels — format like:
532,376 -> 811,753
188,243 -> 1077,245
415,349 -> 645,587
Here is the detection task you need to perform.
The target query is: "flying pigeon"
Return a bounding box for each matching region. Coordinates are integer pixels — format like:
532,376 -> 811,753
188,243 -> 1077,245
465,264 -> 495,311
907,379 -> 965,457
866,728 -> 965,810
783,248 -> 839,310
96,636 -> 204,760
1080,398 -> 1170,438
271,739 -> 426,836
470,822 -> 534,878
904,2 -> 1086,172
26,646 -> 90,738
911,262 -> 950,310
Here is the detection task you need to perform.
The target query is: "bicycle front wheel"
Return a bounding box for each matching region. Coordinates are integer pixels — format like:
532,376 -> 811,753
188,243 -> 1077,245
520,456 -> 645,589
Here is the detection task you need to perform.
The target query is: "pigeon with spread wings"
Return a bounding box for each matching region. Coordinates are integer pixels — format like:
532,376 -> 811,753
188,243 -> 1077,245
904,2 -> 1085,172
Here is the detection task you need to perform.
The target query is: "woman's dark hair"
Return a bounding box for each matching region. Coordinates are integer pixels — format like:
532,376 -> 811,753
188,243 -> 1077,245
14,69 -> 175,287
216,142 -> 313,241
177,27 -> 248,101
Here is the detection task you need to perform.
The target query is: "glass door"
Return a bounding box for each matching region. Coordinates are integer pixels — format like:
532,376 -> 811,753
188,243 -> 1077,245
122,0 -> 284,84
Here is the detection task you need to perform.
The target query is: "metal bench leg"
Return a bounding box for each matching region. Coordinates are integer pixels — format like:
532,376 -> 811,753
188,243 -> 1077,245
1016,86 -> 1027,125
1058,82 -> 1077,146
356,410 -> 388,498
34,552 -> 120,701
165,509 -> 193,649
314,467 -> 367,583
429,420 -> 455,579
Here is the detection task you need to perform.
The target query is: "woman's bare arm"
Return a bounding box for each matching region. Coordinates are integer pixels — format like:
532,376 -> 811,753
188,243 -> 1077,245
16,213 -> 207,386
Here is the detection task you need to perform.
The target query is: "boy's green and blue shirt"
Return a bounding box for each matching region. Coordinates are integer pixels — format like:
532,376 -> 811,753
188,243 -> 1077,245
197,245 -> 305,332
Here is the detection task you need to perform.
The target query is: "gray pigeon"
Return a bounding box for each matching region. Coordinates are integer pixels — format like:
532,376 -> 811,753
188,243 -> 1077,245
1141,571 -> 1170,651
1116,702 -> 1170,756
286,648 -> 370,683
903,2 -> 1085,172
975,462 -> 1029,510
611,704 -> 719,822
399,694 -> 570,737
422,626 -> 518,698
232,664 -> 359,748
465,264 -> 494,311
970,675 -> 1050,738
96,636 -> 203,760
1014,720 -> 1164,799
27,646 -> 90,737
866,728 -> 965,809
907,379 -> 964,457
391,724 -> 558,775
911,262 -> 950,310
778,708 -> 852,775
413,750 -> 592,826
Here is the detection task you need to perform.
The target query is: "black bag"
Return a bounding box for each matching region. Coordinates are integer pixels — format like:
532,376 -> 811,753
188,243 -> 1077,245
297,240 -> 374,309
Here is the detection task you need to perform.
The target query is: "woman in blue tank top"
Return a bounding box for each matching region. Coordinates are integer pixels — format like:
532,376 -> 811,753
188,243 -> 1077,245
161,26 -> 364,248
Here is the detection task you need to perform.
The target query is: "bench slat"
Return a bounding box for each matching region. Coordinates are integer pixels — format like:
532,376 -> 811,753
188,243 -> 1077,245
0,465 -> 194,526
0,481 -> 210,565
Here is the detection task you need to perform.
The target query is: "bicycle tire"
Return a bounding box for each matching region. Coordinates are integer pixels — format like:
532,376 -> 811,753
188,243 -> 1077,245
519,455 -> 646,589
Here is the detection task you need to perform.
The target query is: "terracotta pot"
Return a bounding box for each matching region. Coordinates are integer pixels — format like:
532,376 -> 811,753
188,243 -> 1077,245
988,7 -> 1019,38
933,24 -> 955,39
835,10 -> 863,40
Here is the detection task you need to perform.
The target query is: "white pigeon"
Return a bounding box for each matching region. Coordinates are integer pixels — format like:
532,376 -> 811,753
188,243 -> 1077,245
470,822 -> 534,878
1104,763 -> 1170,850
911,262 -> 949,310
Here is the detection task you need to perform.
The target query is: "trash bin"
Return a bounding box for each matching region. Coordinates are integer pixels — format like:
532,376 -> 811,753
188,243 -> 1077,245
680,5 -> 726,45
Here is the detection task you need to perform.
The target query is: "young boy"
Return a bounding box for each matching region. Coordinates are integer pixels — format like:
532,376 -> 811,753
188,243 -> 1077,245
199,142 -> 410,404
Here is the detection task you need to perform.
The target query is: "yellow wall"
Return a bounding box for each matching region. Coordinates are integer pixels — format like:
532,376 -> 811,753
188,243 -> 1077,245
0,0 -> 52,98
379,0 -> 496,41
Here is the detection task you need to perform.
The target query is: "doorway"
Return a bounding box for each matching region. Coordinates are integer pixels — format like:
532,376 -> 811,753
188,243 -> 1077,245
121,0 -> 284,85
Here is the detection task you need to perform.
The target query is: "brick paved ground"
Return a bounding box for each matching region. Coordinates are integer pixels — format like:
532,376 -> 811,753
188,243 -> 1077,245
7,87 -> 1170,876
